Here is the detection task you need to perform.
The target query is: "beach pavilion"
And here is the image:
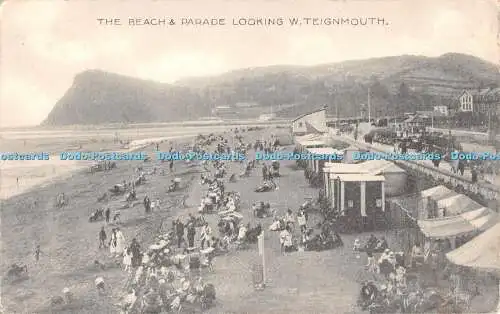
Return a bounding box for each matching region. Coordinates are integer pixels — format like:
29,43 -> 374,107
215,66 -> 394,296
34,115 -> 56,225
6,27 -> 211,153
329,173 -> 387,232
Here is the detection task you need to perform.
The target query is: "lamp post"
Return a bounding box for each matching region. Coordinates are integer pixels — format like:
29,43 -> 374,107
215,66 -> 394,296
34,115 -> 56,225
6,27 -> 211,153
368,86 -> 371,123
448,102 -> 453,153
324,81 -> 338,133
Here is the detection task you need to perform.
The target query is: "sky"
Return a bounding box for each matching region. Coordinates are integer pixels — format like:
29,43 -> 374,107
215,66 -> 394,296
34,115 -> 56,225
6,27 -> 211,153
0,0 -> 498,127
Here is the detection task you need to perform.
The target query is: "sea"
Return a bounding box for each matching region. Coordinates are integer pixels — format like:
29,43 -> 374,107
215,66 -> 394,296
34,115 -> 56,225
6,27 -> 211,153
0,122 -> 287,200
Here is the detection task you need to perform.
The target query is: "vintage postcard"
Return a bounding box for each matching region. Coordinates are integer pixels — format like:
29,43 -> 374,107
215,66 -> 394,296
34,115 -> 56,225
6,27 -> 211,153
1,0 -> 499,313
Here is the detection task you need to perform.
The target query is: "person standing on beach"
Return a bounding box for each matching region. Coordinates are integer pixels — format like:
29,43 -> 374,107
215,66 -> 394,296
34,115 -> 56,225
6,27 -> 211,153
187,222 -> 196,248
169,160 -> 174,173
109,228 -> 118,256
115,228 -> 126,256
144,196 -> 151,213
262,164 -> 268,181
175,219 -> 185,248
105,208 -> 111,223
99,227 -> 107,249
130,238 -> 141,267
34,245 -> 42,262
200,223 -> 212,249
16,177 -> 19,188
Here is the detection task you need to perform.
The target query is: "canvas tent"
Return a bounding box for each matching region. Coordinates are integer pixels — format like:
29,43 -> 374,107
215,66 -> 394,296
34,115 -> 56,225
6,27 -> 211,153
446,222 -> 500,314
435,194 -> 484,216
417,186 -> 498,242
420,185 -> 459,219
446,221 -> 500,272
417,207 -> 498,239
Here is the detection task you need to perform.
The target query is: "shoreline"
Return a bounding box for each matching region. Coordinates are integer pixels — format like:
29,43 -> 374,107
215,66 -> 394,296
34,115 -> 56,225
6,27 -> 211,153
0,133 -> 206,313
0,134 -> 198,201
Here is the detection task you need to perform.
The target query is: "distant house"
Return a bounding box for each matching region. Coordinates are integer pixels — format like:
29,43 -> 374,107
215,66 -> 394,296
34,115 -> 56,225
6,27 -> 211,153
291,107 -> 328,136
403,115 -> 427,133
485,88 -> 500,116
433,106 -> 449,116
457,88 -> 500,114
211,106 -> 239,119
235,102 -> 260,108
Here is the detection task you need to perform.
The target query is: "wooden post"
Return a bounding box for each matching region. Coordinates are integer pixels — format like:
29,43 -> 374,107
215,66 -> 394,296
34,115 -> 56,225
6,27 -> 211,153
360,181 -> 366,217
340,180 -> 345,214
258,232 -> 266,285
382,181 -> 386,212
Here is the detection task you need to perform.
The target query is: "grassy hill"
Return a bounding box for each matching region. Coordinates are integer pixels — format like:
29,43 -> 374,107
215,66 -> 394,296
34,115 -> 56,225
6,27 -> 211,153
42,53 -> 500,125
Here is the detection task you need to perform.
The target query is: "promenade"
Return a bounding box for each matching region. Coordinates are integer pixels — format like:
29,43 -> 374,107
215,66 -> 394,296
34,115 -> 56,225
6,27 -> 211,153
334,131 -> 500,205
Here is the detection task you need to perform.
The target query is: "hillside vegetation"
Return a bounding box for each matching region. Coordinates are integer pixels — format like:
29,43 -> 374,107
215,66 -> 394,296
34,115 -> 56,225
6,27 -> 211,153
42,53 -> 500,125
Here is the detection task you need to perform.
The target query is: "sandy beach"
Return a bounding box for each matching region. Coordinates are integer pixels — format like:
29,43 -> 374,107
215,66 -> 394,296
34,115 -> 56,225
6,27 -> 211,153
0,126 -> 365,314
0,132 -> 206,312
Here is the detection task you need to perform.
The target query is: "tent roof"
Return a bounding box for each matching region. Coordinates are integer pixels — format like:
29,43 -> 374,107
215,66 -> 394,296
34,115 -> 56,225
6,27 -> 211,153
295,133 -> 321,142
307,147 -> 342,155
446,221 -> 500,271
292,107 -> 327,122
324,163 -> 365,174
418,207 -> 498,239
358,160 -> 405,175
436,194 -> 483,216
297,140 -> 326,147
305,120 -> 328,133
421,185 -> 458,201
336,174 -> 385,182
324,160 -> 404,175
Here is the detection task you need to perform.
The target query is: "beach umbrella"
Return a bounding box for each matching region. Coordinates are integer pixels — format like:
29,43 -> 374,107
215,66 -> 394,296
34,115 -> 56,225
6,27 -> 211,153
446,221 -> 500,313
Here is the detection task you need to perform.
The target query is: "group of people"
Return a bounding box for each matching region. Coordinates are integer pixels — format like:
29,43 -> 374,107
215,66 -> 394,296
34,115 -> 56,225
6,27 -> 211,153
143,195 -> 160,213
253,137 -> 280,153
171,214 -> 213,250
109,130 -> 279,312
269,207 -> 311,253
355,234 -> 411,312
114,228 -> 217,313
198,177 -> 226,213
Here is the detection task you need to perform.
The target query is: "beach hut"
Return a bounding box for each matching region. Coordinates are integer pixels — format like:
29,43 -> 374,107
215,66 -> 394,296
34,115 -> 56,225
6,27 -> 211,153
357,160 -> 407,196
323,160 -> 407,198
305,147 -> 343,176
331,174 -> 386,232
323,163 -> 364,201
342,146 -> 369,164
446,222 -> 500,314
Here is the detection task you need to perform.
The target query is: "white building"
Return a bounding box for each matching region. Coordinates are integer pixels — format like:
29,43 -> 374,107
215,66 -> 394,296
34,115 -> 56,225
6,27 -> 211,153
458,90 -> 474,112
291,107 -> 328,136
433,106 -> 449,116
